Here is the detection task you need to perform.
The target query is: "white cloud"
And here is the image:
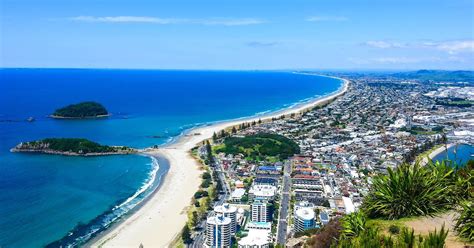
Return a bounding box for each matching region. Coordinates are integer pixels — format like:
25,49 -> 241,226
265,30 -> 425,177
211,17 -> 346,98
364,39 -> 474,54
421,40 -> 474,54
69,16 -> 265,26
348,57 -> 442,65
306,16 -> 348,22
365,41 -> 405,49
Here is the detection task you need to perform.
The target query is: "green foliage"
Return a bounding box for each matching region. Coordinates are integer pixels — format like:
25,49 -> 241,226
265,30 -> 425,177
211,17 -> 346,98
216,133 -> 300,160
53,101 -> 108,118
362,161 -> 458,219
202,172 -> 211,180
181,224 -> 192,244
336,213 -> 449,248
455,202 -> 474,242
22,138 -> 126,154
201,178 -> 212,188
389,224 -> 400,235
341,212 -> 367,238
419,225 -> 448,248
194,190 -> 208,199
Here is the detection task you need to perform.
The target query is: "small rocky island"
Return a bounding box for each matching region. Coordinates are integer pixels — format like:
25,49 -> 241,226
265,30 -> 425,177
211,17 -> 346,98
51,101 -> 109,119
11,138 -> 136,156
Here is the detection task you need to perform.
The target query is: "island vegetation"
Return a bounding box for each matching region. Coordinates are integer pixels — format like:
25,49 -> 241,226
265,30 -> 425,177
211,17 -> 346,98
51,101 -> 109,119
11,138 -> 135,156
214,133 -> 300,160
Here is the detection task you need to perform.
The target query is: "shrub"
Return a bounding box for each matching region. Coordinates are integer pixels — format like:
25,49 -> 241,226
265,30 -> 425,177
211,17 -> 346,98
362,161 -> 456,219
455,202 -> 474,242
341,212 -> 366,238
306,218 -> 342,248
388,225 -> 400,235
419,225 -> 448,248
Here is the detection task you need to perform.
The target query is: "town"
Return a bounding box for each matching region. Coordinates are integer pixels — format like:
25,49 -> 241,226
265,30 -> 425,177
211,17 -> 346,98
183,73 -> 474,248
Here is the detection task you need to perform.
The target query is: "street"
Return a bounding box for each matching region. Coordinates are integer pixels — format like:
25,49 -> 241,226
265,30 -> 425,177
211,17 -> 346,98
276,161 -> 291,245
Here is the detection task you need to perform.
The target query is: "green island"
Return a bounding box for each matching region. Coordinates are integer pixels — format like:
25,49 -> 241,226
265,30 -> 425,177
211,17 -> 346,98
11,138 -> 136,156
214,133 -> 300,160
51,101 -> 109,119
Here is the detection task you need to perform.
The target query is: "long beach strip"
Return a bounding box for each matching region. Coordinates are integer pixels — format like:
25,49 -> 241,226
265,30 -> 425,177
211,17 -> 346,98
91,76 -> 350,248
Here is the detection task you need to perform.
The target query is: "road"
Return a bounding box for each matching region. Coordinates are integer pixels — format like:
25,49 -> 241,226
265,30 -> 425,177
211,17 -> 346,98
276,161 -> 291,245
189,161 -> 229,248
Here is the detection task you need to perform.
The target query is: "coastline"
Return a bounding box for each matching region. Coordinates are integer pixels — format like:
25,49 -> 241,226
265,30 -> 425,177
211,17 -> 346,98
91,76 -> 350,248
49,114 -> 111,119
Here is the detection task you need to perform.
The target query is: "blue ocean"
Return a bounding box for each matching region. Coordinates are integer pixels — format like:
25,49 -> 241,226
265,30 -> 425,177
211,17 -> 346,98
433,144 -> 474,166
0,69 -> 342,247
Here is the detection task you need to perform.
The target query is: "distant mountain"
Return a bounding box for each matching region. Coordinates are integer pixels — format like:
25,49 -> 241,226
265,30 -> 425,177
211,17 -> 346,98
392,70 -> 474,82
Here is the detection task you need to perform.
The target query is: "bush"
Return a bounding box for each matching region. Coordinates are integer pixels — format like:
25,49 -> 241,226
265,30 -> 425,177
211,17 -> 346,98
201,178 -> 212,188
388,225 -> 400,235
341,212 -> 366,238
455,202 -> 474,242
306,218 -> 342,248
202,172 -> 211,180
362,161 -> 457,219
194,190 -> 208,199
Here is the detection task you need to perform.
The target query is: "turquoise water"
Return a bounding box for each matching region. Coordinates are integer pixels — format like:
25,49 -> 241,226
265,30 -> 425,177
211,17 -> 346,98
0,69 -> 343,247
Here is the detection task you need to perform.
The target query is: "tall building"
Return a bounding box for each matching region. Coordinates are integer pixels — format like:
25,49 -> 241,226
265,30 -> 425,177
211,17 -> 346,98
206,214 -> 232,248
294,207 -> 315,233
250,199 -> 272,223
214,203 -> 237,234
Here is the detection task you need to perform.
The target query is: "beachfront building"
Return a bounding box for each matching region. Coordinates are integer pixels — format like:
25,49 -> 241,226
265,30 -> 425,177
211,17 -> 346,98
294,201 -> 315,215
250,199 -> 273,223
205,215 -> 232,248
214,203 -> 238,234
248,184 -> 277,201
294,207 -> 316,233
238,222 -> 272,248
237,229 -> 271,248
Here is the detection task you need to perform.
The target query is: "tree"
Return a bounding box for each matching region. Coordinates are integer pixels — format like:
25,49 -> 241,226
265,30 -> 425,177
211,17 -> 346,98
181,224 -> 192,244
205,140 -> 214,165
212,132 -> 218,142
232,126 -> 237,134
258,119 -> 262,124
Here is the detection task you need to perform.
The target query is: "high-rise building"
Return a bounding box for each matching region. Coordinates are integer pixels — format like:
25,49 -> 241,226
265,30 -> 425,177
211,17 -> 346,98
214,203 -> 237,234
250,199 -> 272,223
294,207 -> 315,233
206,214 -> 232,248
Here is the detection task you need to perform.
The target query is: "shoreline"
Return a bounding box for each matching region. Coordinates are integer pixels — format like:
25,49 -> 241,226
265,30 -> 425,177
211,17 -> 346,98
429,143 -> 455,160
49,114 -> 111,119
91,75 -> 350,248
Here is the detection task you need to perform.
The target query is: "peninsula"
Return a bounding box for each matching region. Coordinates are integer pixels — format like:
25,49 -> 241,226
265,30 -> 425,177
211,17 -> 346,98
11,138 -> 136,156
51,101 -> 109,119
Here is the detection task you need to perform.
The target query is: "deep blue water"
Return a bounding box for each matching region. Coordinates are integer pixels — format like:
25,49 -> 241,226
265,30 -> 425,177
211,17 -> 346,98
0,69 -> 342,247
433,144 -> 474,166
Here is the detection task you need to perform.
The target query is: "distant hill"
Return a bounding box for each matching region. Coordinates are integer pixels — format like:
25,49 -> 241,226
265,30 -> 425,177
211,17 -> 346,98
52,101 -> 109,119
392,70 -> 474,82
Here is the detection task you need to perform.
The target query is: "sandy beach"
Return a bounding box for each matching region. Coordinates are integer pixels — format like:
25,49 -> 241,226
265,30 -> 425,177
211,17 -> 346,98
91,76 -> 350,248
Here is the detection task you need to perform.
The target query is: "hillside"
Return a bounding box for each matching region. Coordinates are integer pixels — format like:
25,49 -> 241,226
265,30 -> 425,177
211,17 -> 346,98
52,101 -> 109,118
11,138 -> 135,156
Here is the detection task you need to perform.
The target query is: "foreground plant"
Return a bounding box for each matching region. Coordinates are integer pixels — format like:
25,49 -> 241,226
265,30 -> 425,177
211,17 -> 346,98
455,201 -> 474,242
363,161 -> 456,219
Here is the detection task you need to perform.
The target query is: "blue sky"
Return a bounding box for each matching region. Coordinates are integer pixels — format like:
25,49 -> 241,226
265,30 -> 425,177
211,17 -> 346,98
1,0 -> 473,70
